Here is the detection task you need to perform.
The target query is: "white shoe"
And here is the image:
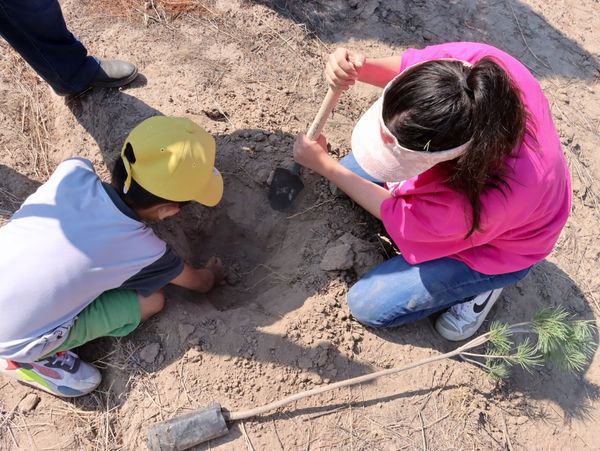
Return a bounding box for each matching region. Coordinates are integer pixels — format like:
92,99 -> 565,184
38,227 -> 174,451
0,351 -> 101,397
435,288 -> 503,341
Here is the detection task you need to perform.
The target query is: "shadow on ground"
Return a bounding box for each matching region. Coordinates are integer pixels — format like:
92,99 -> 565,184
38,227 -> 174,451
366,259 -> 598,422
3,79 -> 596,438
0,164 -> 42,215
251,0 -> 599,81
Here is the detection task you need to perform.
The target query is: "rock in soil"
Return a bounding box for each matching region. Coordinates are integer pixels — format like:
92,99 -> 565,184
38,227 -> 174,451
139,343 -> 160,364
203,108 -> 228,122
320,243 -> 354,271
17,393 -> 40,413
178,323 -> 196,343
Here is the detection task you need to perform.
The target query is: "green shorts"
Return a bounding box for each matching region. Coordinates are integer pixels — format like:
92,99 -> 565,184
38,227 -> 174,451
45,289 -> 141,357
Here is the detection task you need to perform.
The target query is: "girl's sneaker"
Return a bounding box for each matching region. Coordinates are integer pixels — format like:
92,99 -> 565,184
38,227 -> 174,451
0,351 -> 101,397
435,288 -> 503,341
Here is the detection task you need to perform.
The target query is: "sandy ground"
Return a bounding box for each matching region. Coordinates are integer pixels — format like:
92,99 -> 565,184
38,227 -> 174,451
1,0 -> 599,449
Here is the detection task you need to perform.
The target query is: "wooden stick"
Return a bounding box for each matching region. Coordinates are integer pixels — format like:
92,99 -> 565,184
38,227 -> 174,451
306,87 -> 342,140
224,333 -> 491,421
287,86 -> 342,175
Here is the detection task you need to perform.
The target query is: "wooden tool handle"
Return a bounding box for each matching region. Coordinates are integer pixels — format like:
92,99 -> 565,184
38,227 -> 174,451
306,87 -> 343,140
224,333 -> 489,421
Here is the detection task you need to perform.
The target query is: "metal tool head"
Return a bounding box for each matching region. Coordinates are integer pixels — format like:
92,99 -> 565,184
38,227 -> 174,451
268,165 -> 304,211
147,403 -> 229,451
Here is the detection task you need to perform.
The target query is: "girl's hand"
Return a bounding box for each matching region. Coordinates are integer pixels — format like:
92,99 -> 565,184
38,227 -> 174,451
293,133 -> 334,175
325,48 -> 366,90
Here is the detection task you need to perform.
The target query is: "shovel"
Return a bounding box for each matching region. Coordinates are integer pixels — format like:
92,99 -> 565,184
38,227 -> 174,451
268,86 -> 342,211
146,366 -> 404,450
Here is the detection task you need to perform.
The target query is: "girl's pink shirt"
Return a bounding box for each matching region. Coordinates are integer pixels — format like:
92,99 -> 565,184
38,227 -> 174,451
380,42 -> 571,275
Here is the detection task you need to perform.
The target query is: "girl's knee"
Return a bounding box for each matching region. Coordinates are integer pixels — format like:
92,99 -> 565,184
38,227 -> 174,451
138,290 -> 165,321
347,283 -> 388,328
347,277 -> 430,328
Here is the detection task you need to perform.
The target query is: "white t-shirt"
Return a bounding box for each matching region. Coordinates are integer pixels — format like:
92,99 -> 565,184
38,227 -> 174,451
0,158 -> 181,361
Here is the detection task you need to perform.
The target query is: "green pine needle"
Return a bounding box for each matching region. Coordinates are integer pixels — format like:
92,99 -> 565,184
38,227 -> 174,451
548,320 -> 598,372
571,320 -> 597,357
562,347 -> 589,372
488,321 -> 512,354
532,307 -> 571,355
513,338 -> 543,372
487,359 -> 510,380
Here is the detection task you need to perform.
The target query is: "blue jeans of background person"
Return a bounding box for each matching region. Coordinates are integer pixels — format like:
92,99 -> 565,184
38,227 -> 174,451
339,152 -> 531,328
0,0 -> 99,95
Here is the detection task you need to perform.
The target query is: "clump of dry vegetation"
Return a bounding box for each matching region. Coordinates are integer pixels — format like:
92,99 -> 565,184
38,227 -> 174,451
84,0 -> 214,23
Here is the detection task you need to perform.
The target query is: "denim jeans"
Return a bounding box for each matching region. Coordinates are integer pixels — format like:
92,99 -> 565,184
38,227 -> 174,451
0,0 -> 99,95
339,152 -> 531,328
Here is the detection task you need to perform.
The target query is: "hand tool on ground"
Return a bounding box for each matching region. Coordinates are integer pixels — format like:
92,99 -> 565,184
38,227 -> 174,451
267,86 -> 342,211
146,337 -> 484,451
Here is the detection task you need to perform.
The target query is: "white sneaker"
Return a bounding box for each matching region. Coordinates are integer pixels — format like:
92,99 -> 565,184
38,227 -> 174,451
435,288 -> 503,341
0,351 -> 101,397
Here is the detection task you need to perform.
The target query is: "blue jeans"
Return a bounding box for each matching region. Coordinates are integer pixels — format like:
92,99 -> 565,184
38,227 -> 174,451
339,152 -> 531,328
0,0 -> 99,95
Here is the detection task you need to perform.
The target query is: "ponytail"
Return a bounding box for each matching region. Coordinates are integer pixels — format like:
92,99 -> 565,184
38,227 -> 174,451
382,57 -> 527,237
449,57 -> 526,236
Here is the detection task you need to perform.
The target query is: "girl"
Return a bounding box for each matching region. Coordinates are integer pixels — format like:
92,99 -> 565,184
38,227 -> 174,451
293,42 -> 571,341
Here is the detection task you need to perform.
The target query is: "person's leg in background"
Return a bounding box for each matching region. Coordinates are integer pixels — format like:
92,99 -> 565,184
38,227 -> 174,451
0,0 -> 137,95
347,253 -> 530,339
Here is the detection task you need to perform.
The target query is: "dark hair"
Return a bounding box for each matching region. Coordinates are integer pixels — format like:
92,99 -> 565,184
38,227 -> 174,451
382,57 -> 527,236
111,143 -> 187,210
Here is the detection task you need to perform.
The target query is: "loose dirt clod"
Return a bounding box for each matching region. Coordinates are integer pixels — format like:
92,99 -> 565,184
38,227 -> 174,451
17,393 -> 40,414
139,343 -> 161,364
178,323 -> 195,343
320,243 -> 354,271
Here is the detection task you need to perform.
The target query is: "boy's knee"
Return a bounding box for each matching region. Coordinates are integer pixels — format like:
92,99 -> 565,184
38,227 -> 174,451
138,290 -> 165,321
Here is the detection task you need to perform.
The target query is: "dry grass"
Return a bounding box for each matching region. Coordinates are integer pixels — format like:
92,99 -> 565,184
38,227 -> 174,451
82,0 -> 215,24
0,49 -> 53,180
0,45 -> 54,226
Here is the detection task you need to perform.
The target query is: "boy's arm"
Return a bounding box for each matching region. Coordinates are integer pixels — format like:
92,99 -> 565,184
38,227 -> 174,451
170,257 -> 225,293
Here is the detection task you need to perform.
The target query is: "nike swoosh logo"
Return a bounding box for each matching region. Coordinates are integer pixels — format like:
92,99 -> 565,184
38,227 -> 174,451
473,291 -> 494,314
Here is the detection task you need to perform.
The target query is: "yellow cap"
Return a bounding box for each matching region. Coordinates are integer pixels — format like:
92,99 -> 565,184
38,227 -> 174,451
121,116 -> 223,206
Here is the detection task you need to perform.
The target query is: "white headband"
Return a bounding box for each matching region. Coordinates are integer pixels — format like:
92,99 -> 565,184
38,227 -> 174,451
351,59 -> 472,182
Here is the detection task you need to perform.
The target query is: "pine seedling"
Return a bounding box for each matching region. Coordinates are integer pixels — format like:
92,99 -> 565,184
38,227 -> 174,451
459,307 -> 597,379
532,308 -> 597,372
205,308 -> 596,428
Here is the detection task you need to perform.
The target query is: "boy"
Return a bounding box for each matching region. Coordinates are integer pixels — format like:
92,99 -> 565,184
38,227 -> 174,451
0,116 -> 224,397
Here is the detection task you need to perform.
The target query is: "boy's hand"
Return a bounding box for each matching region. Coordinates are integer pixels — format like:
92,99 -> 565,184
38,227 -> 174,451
204,256 -> 226,285
293,133 -> 335,176
170,259 -> 225,294
325,47 -> 366,90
